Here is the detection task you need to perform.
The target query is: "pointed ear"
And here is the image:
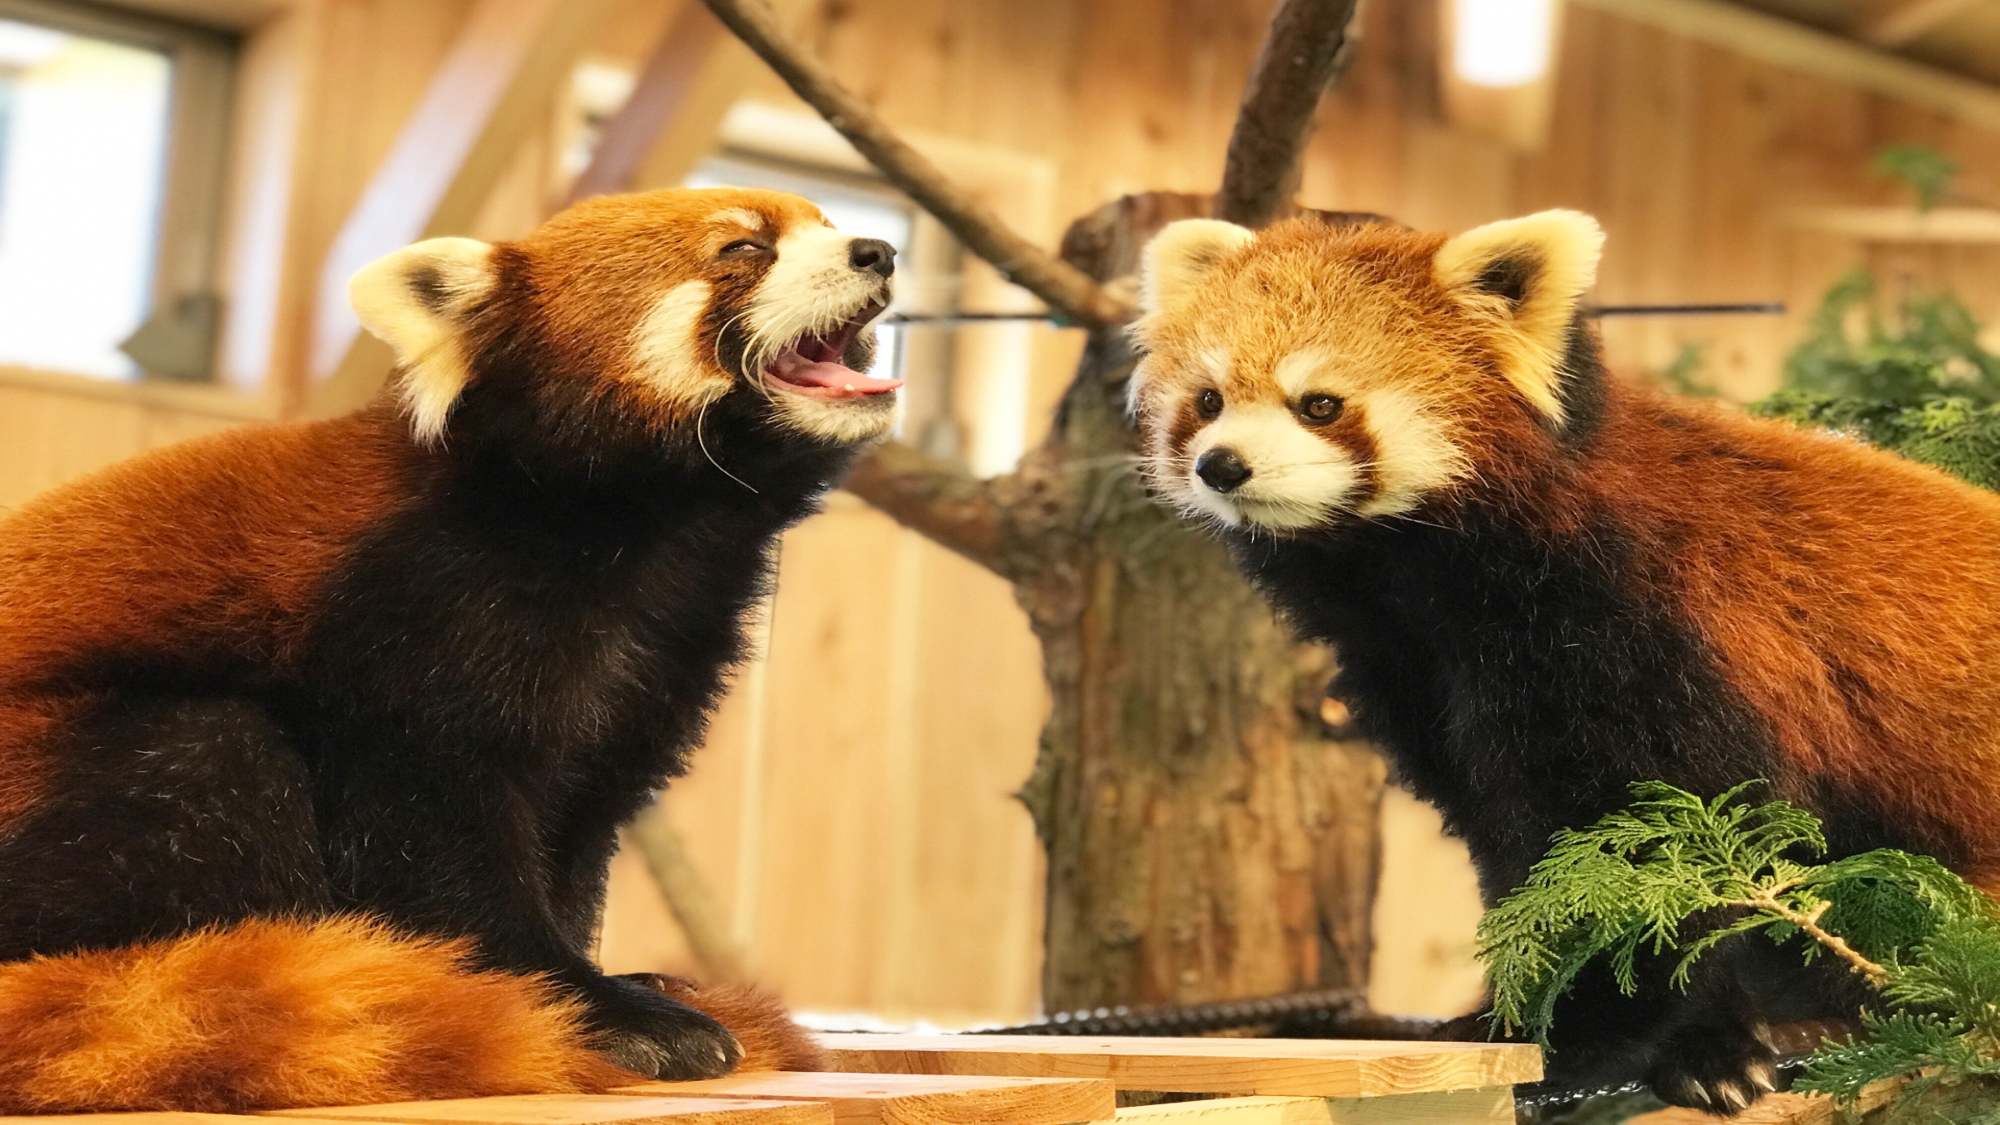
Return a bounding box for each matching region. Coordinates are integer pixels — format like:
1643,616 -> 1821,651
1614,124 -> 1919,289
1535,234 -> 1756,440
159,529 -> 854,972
1138,219 -> 1255,318
1434,210 -> 1604,424
349,237 -> 496,444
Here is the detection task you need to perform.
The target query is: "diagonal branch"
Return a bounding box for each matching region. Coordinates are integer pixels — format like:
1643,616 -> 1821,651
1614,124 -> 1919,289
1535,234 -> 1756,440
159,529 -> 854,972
1217,0 -> 1363,227
699,0 -> 1134,327
841,441 -> 1021,578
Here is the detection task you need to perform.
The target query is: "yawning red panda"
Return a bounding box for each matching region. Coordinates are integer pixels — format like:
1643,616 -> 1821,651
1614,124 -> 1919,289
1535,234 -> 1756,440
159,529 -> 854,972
0,187 -> 897,1112
1128,211 -> 2000,1113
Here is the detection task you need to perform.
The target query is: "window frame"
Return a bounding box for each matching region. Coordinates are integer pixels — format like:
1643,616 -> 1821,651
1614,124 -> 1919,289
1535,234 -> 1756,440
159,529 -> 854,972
0,0 -> 236,381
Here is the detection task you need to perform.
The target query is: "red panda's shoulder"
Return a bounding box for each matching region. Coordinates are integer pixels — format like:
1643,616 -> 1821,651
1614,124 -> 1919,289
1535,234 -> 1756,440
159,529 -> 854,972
0,407 -> 413,687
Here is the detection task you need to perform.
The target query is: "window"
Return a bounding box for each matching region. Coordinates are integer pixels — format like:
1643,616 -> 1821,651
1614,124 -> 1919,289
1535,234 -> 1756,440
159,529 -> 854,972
0,1 -> 233,380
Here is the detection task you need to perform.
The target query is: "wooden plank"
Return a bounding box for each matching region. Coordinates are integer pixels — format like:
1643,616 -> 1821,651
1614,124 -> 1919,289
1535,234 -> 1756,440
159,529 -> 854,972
0,1117 -> 399,1124
616,1071 -> 1114,1123
816,1034 -> 1542,1098
1104,1087 -> 1515,1123
0,1116 -> 357,1125
1569,0 -> 2000,126
263,1094 -> 830,1125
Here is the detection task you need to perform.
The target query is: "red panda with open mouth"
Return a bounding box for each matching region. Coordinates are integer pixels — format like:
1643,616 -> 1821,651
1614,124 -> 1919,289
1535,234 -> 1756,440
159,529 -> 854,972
1128,212 -> 2000,1114
0,187 -> 893,1112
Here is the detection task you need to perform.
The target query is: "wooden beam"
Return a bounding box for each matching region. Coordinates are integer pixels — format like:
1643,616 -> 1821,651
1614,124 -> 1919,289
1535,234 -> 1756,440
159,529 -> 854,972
1855,0 -> 1981,47
565,1 -> 728,204
1568,0 -> 2000,125
1783,205 -> 2000,243
306,0 -> 617,410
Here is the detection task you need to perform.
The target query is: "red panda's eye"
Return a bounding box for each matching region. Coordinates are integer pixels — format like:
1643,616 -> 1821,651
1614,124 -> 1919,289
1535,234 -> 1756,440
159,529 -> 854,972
719,238 -> 769,258
1299,393 -> 1343,424
1196,388 -> 1224,419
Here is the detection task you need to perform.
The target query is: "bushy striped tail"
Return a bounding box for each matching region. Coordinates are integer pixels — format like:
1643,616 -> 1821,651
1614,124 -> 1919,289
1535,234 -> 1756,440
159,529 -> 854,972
0,916 -> 812,1113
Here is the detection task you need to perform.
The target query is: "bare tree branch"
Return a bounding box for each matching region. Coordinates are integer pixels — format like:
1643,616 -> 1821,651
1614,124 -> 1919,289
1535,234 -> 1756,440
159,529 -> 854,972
626,807 -> 751,984
841,441 -> 1023,577
699,0 -> 1135,327
1217,0 -> 1363,227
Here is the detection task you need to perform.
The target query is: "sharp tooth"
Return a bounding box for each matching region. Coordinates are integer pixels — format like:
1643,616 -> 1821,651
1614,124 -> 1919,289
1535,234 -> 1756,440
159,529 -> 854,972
844,384 -> 855,392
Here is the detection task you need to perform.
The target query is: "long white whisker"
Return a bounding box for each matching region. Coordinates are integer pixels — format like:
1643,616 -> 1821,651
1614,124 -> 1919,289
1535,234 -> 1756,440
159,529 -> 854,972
697,397 -> 759,495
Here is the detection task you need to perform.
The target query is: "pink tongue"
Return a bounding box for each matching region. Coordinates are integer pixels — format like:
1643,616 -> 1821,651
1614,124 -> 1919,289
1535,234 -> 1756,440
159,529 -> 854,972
769,351 -> 903,395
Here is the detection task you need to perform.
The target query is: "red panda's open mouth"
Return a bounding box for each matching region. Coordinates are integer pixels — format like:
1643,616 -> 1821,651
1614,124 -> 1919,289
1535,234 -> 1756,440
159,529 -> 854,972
763,300 -> 899,399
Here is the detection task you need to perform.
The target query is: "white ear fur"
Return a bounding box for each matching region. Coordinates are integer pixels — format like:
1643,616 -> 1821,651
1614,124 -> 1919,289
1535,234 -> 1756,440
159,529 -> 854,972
1138,219 -> 1255,317
349,237 -> 496,444
1433,210 -> 1604,424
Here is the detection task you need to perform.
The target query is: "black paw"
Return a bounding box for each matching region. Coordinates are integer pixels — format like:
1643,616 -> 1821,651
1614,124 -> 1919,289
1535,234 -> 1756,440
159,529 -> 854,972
1646,1017 -> 1780,1116
579,974 -> 743,1080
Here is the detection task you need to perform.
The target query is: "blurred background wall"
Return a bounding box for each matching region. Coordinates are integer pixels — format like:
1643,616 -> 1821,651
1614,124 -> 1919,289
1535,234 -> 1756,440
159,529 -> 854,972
1,0 -> 1996,1029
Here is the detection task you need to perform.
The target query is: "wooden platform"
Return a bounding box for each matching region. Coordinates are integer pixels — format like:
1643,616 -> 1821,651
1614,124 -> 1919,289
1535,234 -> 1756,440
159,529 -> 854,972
4,1034 -> 1543,1124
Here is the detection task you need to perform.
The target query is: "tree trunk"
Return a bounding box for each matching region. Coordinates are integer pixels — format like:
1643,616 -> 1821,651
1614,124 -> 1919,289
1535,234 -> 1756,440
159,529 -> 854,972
1010,193 -> 1387,1011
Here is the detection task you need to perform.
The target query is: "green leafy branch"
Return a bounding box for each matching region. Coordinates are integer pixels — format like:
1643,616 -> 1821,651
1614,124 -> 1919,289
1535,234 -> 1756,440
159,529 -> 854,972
1478,782 -> 2000,1119
1751,267 -> 2000,491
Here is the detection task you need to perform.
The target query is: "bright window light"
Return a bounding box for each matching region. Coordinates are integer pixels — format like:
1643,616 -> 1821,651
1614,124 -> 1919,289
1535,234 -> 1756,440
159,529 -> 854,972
1452,0 -> 1556,88
0,18 -> 171,379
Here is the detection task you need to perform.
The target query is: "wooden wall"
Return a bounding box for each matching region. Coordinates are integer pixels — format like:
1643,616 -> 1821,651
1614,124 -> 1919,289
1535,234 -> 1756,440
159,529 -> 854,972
3,0 -> 1998,1029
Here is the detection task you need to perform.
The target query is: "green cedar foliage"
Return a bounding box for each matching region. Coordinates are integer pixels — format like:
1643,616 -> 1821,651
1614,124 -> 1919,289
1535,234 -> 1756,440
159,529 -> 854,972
1751,269 -> 2000,491
1479,782 -> 2000,1120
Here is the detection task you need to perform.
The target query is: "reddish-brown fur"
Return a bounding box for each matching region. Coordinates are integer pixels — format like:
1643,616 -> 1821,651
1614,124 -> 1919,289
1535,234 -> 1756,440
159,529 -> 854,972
0,188 -> 846,1111
1139,217 -> 2000,884
0,919 -> 820,1113
1580,391 -> 2000,879
0,411 -> 410,695
0,403 -> 818,1109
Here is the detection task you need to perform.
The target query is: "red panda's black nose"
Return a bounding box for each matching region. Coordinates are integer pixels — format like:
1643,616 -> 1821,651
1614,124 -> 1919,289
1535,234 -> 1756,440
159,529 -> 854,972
849,238 -> 896,278
1195,448 -> 1253,493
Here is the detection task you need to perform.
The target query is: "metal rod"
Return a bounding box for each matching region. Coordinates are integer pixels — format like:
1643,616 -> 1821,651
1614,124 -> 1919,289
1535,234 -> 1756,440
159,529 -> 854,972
1588,302 -> 1787,318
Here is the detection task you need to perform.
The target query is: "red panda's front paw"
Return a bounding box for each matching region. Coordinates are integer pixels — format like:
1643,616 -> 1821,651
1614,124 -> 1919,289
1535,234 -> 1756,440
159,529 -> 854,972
1645,1017 -> 1779,1116
582,974 -> 743,1080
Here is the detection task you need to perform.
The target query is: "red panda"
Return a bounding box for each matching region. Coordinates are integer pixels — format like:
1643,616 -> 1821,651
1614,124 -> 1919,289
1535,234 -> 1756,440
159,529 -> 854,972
0,187 -> 901,1112
1128,211 -> 2000,1113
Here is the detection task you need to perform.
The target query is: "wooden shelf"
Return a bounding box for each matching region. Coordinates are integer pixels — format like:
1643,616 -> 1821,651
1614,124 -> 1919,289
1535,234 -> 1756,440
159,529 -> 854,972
815,1032 -> 1543,1099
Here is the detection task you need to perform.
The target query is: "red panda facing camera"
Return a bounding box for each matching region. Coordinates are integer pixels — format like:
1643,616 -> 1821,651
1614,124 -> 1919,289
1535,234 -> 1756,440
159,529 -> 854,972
0,187 -> 892,1112
1129,212 -> 2000,1113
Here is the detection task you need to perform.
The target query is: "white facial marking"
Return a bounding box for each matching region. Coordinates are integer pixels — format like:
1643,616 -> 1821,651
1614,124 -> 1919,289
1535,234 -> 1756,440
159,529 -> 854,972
707,207 -> 763,229
770,395 -> 901,444
1355,387 -> 1471,516
1184,402 -> 1360,530
1272,349 -> 1330,398
630,280 -> 727,406
743,221 -> 881,376
1130,347 -> 1226,421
